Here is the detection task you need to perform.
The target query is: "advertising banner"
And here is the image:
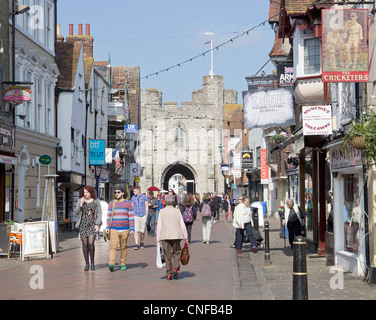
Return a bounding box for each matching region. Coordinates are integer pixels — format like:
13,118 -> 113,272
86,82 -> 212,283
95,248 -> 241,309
302,105 -> 332,136
260,149 -> 269,184
243,88 -> 295,130
322,9 -> 369,82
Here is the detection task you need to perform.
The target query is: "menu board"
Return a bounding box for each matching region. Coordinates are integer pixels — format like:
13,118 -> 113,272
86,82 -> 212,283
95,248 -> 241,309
22,221 -> 49,261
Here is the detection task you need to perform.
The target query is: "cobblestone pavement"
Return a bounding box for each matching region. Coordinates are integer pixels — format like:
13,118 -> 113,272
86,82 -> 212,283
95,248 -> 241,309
0,214 -> 375,301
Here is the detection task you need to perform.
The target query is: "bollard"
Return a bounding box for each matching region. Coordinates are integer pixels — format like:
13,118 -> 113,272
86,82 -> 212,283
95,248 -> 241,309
292,236 -> 308,300
253,208 -> 259,231
264,220 -> 271,266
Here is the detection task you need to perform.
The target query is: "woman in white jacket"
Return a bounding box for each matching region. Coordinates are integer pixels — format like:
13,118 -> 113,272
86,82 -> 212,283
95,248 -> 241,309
233,196 -> 260,254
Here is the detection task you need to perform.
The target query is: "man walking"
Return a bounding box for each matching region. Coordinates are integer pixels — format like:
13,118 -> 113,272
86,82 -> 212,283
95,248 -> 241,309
131,186 -> 148,249
147,190 -> 158,237
233,196 -> 260,254
106,187 -> 134,272
282,198 -> 305,249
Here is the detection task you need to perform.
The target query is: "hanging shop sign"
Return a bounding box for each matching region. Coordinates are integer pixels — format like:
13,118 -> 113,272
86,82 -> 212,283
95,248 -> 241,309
322,9 -> 369,83
39,154 -> 52,165
241,151 -> 253,169
125,124 -> 138,133
302,105 -> 332,136
330,145 -> 362,171
0,124 -> 13,149
243,88 -> 295,130
3,86 -> 32,106
260,149 -> 269,184
89,139 -> 105,165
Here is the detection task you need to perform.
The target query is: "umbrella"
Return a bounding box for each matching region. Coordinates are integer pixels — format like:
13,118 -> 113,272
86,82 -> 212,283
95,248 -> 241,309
148,186 -> 160,191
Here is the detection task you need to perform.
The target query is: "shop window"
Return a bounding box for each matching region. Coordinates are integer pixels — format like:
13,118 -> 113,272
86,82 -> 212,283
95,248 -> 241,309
343,173 -> 360,253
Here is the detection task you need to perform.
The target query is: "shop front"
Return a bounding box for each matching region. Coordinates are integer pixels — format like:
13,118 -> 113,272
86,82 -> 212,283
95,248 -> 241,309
330,144 -> 367,276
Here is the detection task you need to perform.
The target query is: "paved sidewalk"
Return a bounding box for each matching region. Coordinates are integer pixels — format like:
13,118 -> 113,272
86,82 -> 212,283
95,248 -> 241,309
228,216 -> 376,300
0,214 -> 374,300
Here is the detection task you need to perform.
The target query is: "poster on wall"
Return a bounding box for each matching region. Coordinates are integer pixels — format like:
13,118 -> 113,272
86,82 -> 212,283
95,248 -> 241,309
322,9 -> 369,82
243,88 -> 295,130
302,105 -> 332,136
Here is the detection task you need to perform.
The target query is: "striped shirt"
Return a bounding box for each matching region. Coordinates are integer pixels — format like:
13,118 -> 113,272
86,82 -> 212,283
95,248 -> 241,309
107,200 -> 134,232
131,194 -> 148,217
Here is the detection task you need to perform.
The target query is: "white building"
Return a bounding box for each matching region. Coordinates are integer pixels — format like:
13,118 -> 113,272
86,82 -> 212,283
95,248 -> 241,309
13,0 -> 59,222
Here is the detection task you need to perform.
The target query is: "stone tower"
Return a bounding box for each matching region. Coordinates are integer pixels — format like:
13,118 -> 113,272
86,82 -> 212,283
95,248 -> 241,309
137,75 -> 237,195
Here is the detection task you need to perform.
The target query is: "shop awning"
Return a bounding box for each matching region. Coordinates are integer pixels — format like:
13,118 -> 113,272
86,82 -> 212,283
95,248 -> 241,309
0,153 -> 17,165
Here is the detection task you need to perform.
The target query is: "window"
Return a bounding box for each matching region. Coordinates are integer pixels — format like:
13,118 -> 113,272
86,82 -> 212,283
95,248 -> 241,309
304,37 -> 321,74
71,128 -> 75,142
256,147 -> 261,168
175,127 -> 184,148
46,5 -> 52,49
36,78 -> 44,133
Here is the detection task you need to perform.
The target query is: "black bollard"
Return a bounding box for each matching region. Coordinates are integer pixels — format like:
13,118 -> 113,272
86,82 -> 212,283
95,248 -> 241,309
253,208 -> 259,231
264,220 -> 270,266
292,236 -> 308,300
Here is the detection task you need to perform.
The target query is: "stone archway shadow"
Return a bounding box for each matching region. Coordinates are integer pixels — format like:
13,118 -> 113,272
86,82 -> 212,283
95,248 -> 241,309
161,162 -> 197,194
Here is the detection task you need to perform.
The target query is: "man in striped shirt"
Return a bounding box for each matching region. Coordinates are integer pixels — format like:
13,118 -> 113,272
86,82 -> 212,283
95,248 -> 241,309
106,187 -> 134,272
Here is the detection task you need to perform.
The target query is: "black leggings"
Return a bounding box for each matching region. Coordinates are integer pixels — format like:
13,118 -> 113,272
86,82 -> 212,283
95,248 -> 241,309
81,235 -> 95,263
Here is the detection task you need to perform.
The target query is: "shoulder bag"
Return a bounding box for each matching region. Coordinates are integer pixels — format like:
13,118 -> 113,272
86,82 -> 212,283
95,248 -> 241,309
104,201 -> 115,242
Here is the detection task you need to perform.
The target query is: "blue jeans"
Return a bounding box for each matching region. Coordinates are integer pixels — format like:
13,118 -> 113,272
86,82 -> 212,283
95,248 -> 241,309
235,222 -> 258,250
146,212 -> 156,235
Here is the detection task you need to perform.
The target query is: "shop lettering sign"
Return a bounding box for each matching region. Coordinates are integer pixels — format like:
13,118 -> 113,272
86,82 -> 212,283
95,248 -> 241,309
330,145 -> 361,171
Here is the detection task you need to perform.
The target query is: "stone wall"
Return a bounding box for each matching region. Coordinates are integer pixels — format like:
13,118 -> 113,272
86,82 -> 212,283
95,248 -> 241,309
137,75 -> 237,195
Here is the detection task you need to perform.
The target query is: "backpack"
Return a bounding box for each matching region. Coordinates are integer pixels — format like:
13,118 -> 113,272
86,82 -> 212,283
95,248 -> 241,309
183,206 -> 194,223
201,203 -> 212,217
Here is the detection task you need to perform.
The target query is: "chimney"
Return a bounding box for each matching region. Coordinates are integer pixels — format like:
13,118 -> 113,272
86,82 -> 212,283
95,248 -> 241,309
69,24 -> 73,36
57,24 -> 64,43
86,24 -> 90,36
78,24 -> 83,36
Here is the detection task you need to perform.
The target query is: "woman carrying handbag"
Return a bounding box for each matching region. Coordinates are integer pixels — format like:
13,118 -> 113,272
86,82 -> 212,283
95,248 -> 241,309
156,194 -> 188,280
74,186 -> 102,271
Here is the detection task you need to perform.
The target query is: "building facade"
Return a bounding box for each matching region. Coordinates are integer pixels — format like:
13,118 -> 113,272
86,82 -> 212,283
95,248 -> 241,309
138,75 -> 234,195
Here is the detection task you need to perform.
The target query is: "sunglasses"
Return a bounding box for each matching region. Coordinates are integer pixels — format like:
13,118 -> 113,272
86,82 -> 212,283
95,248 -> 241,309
239,198 -> 243,200
115,191 -> 123,194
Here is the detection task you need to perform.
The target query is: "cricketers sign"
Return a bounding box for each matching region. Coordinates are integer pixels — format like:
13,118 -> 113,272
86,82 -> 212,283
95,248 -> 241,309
322,9 -> 369,83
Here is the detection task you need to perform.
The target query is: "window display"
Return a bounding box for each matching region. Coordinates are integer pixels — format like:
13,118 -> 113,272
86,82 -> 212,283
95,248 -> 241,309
343,173 -> 360,253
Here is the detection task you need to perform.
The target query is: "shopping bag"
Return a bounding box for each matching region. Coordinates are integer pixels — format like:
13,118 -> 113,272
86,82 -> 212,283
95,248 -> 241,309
156,243 -> 165,268
181,240 -> 190,266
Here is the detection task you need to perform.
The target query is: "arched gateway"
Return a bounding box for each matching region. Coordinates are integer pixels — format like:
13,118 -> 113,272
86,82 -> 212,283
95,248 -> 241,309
161,162 -> 197,194
137,75 -> 237,195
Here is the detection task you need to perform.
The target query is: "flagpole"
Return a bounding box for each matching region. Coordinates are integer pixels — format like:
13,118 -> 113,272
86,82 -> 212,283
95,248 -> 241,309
205,32 -> 214,79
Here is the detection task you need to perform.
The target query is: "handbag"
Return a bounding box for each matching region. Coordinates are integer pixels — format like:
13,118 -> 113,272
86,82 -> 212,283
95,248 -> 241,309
104,201 -> 115,242
181,240 -> 190,266
156,243 -> 165,269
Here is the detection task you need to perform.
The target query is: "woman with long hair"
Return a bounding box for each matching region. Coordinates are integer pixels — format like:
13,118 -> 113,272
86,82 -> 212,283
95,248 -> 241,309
199,193 -> 214,244
74,186 -> 102,271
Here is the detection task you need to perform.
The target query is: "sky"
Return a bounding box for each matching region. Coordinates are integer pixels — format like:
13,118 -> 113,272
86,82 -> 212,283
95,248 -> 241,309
57,0 -> 276,105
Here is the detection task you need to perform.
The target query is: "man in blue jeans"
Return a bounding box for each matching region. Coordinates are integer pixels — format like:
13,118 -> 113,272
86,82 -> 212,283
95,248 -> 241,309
147,191 -> 158,237
233,196 -> 260,254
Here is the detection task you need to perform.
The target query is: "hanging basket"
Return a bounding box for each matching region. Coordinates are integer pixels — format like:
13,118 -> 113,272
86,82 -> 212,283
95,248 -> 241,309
349,135 -> 366,150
